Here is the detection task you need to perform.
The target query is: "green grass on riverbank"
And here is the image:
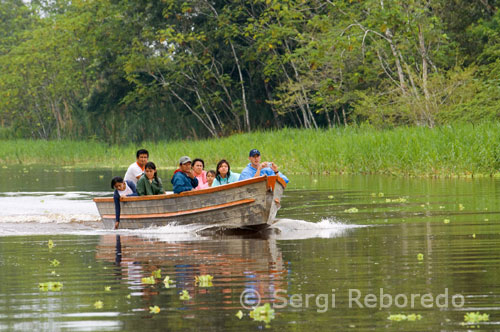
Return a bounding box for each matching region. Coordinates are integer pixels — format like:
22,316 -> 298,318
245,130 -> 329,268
1,122 -> 500,176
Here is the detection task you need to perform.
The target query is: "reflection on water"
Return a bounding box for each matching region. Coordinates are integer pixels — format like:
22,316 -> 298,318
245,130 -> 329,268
1,168 -> 500,330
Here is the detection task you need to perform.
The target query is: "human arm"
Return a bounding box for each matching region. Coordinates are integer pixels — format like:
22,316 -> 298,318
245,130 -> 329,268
136,177 -> 147,196
113,191 -> 121,223
172,173 -> 197,194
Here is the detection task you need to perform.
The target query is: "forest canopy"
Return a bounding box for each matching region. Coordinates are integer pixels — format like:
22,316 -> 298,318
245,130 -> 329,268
0,0 -> 499,142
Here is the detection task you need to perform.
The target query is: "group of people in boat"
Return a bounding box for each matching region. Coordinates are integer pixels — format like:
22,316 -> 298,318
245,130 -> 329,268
110,148 -> 289,229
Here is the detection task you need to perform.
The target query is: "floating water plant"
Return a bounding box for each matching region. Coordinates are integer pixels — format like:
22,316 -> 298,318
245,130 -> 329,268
385,197 -> 407,203
195,275 -> 213,287
459,204 -> 465,210
126,294 -> 131,299
94,300 -> 103,309
417,253 -> 424,261
249,303 -> 275,324
344,207 -> 358,213
163,276 -> 174,288
39,281 -> 63,292
141,276 -> 156,285
235,310 -> 244,319
152,269 -> 161,279
443,219 -> 450,224
50,259 -> 60,267
472,233 -> 476,239
388,314 -> 422,321
179,290 -> 191,300
104,286 -> 111,292
328,195 -> 334,199
463,312 -> 489,325
149,306 -> 160,314
48,240 -> 54,249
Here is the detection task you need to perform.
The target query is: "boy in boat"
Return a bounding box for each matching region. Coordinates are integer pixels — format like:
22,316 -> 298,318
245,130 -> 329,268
238,149 -> 289,183
111,176 -> 138,229
124,149 -> 149,185
171,156 -> 199,194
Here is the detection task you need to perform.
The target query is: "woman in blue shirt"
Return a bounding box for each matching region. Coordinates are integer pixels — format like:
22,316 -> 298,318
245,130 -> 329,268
212,160 -> 240,187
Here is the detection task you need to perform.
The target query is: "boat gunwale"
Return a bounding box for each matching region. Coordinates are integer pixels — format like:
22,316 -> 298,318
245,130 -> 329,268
93,175 -> 286,203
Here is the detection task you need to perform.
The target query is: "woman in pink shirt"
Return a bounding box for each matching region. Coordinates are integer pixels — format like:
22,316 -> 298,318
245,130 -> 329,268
192,158 -> 209,189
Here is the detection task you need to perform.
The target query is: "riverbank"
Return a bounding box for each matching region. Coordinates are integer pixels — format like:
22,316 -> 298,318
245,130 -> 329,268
1,122 -> 499,177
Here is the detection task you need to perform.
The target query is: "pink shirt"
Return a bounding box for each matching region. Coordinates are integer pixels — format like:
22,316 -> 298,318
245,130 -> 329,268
194,171 -> 208,189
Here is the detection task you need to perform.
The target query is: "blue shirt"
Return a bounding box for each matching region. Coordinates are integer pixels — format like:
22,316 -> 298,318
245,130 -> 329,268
212,172 -> 240,187
238,163 -> 289,183
171,171 -> 199,194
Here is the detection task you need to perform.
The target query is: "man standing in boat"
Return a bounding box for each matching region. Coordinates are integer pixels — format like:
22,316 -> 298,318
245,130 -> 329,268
239,149 -> 289,183
171,156 -> 199,194
124,149 -> 149,185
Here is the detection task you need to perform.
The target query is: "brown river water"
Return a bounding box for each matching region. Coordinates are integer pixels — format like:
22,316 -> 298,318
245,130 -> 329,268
0,166 -> 499,331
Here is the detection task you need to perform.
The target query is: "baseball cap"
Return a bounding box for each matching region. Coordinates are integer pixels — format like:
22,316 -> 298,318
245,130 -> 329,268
249,149 -> 260,157
179,156 -> 192,165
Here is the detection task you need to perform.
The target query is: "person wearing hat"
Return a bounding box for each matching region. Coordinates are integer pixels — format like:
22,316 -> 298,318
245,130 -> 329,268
171,156 -> 199,194
238,149 -> 289,183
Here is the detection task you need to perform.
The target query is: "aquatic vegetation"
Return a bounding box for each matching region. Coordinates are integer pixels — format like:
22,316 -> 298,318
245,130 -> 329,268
50,259 -> 60,267
459,204 -> 465,210
94,300 -> 103,309
463,312 -> 489,325
443,219 -> 450,224
388,314 -> 422,322
163,276 -> 174,288
126,294 -> 131,299
48,240 -> 54,249
39,282 -> 63,292
472,233 -> 476,239
179,290 -> 191,300
104,286 -> 111,292
149,306 -> 161,314
327,195 -> 334,199
195,275 -> 213,287
141,276 -> 156,285
417,253 -> 424,261
385,197 -> 407,203
235,310 -> 244,319
152,269 -> 161,279
344,207 -> 358,213
249,303 -> 275,324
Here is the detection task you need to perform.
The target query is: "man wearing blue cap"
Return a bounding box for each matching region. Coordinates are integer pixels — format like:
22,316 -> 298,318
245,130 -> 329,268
238,149 -> 289,183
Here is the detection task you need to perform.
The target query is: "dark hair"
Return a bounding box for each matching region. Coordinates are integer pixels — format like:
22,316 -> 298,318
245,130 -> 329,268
145,161 -> 159,182
206,170 -> 216,177
111,176 -> 124,189
192,158 -> 205,169
136,149 -> 149,158
215,159 -> 231,180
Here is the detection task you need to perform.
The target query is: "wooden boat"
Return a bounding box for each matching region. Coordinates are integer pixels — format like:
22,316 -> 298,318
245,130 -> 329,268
93,175 -> 286,230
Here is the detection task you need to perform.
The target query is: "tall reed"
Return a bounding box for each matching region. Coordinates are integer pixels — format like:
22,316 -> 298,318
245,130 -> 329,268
1,122 -> 499,176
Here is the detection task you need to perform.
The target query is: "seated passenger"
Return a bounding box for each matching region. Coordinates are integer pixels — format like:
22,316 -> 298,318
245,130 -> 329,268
124,149 -> 148,185
111,176 -> 138,230
238,149 -> 289,183
212,160 -> 240,187
192,158 -> 209,189
171,156 -> 199,194
136,162 -> 164,196
206,170 -> 216,187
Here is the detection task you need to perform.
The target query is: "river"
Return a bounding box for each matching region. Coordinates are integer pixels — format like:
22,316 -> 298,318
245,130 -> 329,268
0,166 -> 499,331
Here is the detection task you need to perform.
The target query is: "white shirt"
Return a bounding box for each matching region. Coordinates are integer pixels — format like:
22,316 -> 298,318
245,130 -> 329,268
117,182 -> 134,197
124,162 -> 143,185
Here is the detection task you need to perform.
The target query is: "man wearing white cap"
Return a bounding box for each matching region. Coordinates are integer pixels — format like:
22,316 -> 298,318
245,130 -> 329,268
171,156 -> 199,194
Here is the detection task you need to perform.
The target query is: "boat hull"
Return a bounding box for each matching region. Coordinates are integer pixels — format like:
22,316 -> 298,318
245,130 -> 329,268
93,176 -> 286,230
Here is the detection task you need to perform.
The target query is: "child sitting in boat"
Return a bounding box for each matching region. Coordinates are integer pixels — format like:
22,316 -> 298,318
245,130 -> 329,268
136,162 -> 164,196
206,170 -> 216,187
111,176 -> 138,229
